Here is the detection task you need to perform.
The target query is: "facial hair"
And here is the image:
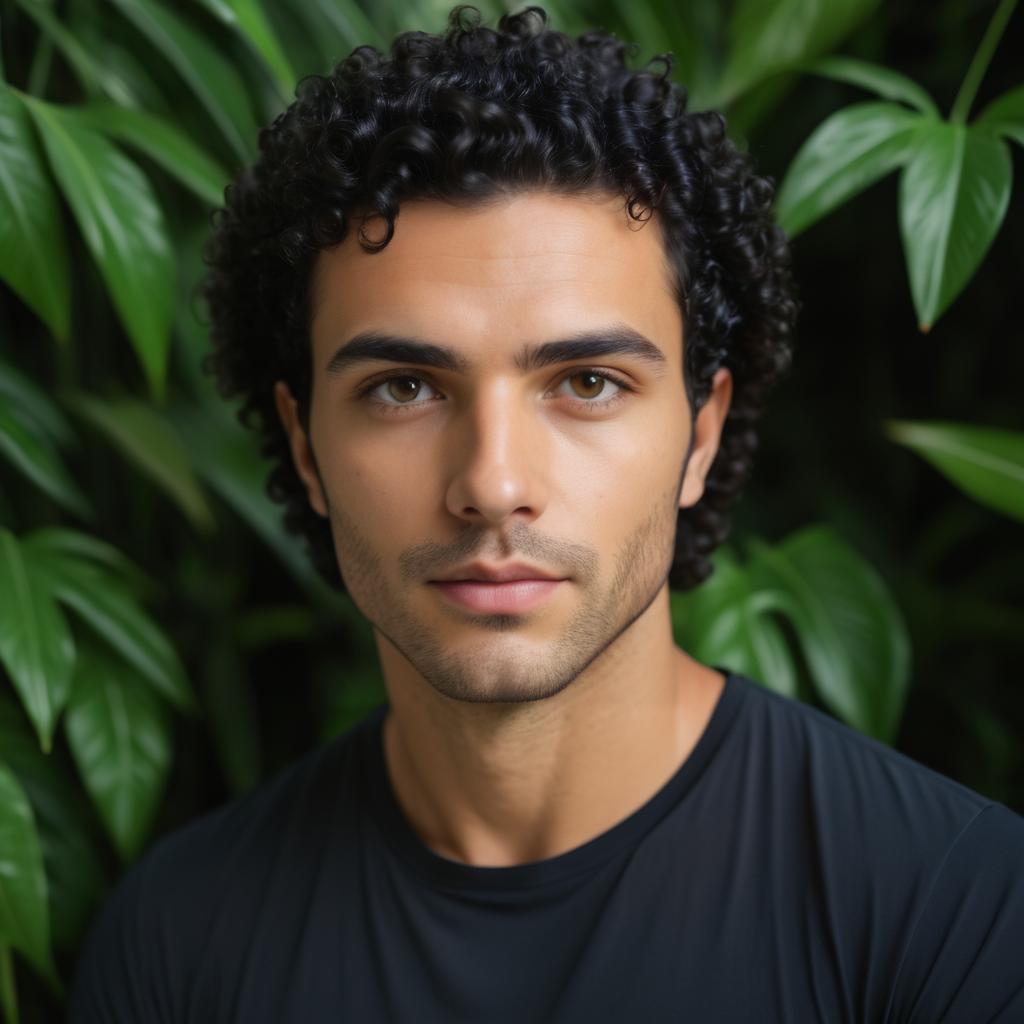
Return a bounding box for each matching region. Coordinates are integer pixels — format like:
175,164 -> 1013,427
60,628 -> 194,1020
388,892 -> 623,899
315,443 -> 693,706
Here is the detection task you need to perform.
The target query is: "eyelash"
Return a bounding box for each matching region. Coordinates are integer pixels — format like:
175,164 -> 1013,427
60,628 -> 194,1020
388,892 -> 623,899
354,368 -> 636,416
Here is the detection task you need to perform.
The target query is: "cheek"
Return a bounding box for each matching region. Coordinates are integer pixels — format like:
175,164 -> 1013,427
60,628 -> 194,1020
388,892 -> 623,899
330,442 -> 437,526
565,415 -> 680,485
553,432 -> 674,535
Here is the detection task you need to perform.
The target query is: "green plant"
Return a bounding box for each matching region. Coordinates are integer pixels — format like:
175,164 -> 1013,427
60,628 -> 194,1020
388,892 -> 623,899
0,1 -> 1019,1019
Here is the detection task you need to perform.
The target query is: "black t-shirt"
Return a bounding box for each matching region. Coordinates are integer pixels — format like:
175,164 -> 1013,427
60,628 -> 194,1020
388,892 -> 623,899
69,669 -> 1024,1022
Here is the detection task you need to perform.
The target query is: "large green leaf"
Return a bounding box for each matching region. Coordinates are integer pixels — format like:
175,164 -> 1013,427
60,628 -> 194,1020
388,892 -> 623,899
0,529 -> 75,754
775,102 -> 925,237
24,549 -> 197,714
0,693 -> 108,951
0,83 -> 69,342
67,392 -> 215,533
107,0 -> 259,163
787,55 -> 939,116
65,641 -> 173,862
22,96 -> 175,401
748,527 -> 910,742
975,83 -> 1024,149
0,763 -> 57,989
718,0 -> 879,105
672,547 -> 799,698
0,395 -> 92,520
899,121 -> 1013,331
57,102 -> 229,207
885,420 -> 1024,524
197,0 -> 296,101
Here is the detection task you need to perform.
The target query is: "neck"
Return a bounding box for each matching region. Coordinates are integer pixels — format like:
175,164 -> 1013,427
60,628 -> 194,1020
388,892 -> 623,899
378,586 -> 726,867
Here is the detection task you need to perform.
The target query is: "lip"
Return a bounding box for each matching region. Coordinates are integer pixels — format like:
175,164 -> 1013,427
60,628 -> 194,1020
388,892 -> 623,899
432,561 -> 564,583
429,579 -> 566,613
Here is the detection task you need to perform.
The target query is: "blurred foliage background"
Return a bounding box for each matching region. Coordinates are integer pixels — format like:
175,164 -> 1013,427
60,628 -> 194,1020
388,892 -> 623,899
0,0 -> 1021,1019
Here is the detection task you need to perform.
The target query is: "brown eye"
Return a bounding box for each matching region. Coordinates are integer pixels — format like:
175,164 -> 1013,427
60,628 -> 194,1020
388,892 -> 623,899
384,377 -> 425,403
565,370 -> 615,401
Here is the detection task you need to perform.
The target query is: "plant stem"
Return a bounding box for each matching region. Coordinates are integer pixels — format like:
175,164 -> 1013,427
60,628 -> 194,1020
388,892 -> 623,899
0,945 -> 18,1024
949,0 -> 1018,123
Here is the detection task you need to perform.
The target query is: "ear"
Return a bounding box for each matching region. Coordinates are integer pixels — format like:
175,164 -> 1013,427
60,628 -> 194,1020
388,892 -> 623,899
273,380 -> 329,518
679,367 -> 734,510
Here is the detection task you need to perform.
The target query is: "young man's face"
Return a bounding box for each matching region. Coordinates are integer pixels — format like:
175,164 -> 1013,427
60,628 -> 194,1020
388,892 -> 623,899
275,189 -> 731,704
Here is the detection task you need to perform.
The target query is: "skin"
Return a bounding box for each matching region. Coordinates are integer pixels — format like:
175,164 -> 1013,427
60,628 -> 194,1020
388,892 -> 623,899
274,188 -> 733,867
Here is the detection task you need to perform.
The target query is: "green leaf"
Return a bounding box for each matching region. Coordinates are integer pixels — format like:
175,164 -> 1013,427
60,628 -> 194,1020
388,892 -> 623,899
12,0 -> 132,105
0,354 -> 73,448
0,84 -> 70,342
64,5 -> 174,111
643,0 -> 722,110
107,0 -> 259,163
22,96 -> 176,401
0,762 -> 57,988
899,121 -> 1013,331
67,393 -> 215,533
974,82 -> 1024,149
775,102 -> 925,237
0,692 -> 108,951
885,420 -> 1024,524
673,547 -> 799,698
65,642 -> 173,862
170,403 -> 345,606
24,550 -> 197,714
787,55 -> 939,116
57,102 -> 229,207
196,0 -> 296,101
286,0 -> 387,66
748,527 -> 910,742
0,529 -> 75,754
718,0 -> 880,105
21,526 -> 156,601
0,395 -> 92,520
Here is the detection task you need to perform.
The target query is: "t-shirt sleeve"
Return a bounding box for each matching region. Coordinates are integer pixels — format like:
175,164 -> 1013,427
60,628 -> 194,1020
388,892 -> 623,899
887,801 -> 1024,1023
67,857 -> 178,1024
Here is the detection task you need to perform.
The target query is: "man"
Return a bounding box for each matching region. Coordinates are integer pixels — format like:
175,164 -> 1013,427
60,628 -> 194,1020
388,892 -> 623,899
71,5 -> 1024,1022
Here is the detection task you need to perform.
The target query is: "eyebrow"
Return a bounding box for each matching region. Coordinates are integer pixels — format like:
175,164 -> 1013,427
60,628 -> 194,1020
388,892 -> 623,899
324,324 -> 669,378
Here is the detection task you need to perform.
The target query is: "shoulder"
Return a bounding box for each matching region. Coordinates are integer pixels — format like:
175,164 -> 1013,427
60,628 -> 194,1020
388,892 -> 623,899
68,707 -> 382,1023
884,800 -> 1024,1021
730,672 -> 996,840
729,673 -> 1024,1021
724,672 -> 1017,922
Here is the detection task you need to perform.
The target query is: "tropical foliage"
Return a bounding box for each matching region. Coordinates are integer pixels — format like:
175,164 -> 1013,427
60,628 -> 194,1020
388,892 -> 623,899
0,0 -> 1020,1019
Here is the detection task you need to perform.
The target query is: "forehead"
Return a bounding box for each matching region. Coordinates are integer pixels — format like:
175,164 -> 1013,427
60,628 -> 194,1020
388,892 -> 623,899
309,189 -> 682,368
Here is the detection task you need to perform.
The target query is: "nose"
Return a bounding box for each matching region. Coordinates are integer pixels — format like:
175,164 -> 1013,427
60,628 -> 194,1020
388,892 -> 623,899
443,381 -> 548,527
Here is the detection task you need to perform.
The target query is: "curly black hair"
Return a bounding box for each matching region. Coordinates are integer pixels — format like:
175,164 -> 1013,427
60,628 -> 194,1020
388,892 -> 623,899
201,3 -> 800,595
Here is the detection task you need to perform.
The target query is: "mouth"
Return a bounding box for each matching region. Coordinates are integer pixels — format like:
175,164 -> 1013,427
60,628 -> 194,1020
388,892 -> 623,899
428,578 -> 567,614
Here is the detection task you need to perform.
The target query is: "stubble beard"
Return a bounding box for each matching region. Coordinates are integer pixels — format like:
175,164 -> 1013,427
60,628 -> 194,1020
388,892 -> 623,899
325,473 -> 683,706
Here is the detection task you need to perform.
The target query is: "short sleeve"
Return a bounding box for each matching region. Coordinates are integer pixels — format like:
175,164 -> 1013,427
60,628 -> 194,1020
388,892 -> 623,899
887,801 -> 1024,1023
